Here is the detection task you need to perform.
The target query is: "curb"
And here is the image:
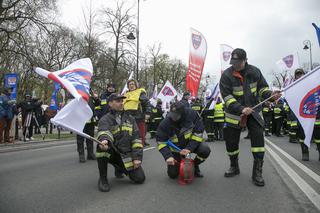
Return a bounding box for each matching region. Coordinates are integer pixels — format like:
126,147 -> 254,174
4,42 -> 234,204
0,139 -> 75,153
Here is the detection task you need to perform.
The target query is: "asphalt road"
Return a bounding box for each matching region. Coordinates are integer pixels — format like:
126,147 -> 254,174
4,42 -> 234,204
0,133 -> 319,213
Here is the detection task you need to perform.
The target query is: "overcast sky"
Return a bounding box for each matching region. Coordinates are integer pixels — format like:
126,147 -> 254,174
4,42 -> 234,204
58,0 -> 320,83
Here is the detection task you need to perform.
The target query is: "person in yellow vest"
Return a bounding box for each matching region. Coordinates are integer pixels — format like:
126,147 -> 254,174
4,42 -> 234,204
124,79 -> 151,147
213,98 -> 225,141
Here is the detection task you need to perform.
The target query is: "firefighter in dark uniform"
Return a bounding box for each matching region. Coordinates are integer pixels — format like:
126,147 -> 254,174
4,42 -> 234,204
156,101 -> 211,178
282,103 -> 289,135
76,92 -> 100,163
149,99 -> 164,138
287,106 -> 298,143
202,100 -> 215,142
262,101 -> 273,136
95,93 -> 145,192
213,98 -> 225,141
181,91 -> 191,109
273,99 -> 284,137
191,97 -> 202,114
314,109 -> 320,161
96,83 -> 116,119
219,48 -> 281,186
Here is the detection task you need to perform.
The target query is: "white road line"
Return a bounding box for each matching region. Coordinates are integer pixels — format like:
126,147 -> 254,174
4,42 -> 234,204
143,146 -> 155,152
266,144 -> 320,210
265,137 -> 320,184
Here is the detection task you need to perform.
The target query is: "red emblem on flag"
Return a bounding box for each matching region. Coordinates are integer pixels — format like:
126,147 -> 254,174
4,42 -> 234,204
162,86 -> 174,96
299,86 -> 320,118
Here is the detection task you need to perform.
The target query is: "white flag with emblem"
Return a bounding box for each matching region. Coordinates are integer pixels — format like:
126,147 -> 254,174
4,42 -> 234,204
220,44 -> 234,73
283,66 -> 320,147
276,52 -> 300,72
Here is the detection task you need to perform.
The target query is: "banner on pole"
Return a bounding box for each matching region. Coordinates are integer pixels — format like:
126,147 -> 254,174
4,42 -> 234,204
220,44 -> 233,73
186,28 -> 207,97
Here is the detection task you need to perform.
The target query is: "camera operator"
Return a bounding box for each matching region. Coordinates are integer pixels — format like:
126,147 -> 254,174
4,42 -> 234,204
17,93 -> 42,141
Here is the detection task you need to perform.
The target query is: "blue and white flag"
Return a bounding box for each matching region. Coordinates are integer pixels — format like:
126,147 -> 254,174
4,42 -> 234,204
34,58 -> 93,137
206,83 -> 220,110
312,23 -> 320,47
49,82 -> 60,110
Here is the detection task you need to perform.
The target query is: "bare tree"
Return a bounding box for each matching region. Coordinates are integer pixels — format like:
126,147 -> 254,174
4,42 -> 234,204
100,0 -> 135,83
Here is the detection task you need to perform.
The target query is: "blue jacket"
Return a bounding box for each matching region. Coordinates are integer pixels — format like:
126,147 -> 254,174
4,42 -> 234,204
0,94 -> 14,119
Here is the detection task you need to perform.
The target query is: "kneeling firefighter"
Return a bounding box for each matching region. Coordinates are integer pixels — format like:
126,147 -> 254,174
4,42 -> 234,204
96,93 -> 145,192
156,101 -> 211,179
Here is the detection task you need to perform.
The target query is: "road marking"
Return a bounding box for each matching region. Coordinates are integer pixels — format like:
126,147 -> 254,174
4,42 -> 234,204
265,138 -> 320,184
143,146 -> 155,152
266,144 -> 320,210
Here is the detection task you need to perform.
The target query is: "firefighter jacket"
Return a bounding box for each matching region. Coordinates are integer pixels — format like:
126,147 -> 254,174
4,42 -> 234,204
202,101 -> 214,120
273,103 -> 284,119
191,102 -> 203,114
124,88 -> 151,122
156,108 -> 205,160
287,107 -> 298,129
214,103 -> 225,122
86,96 -> 100,125
219,63 -> 272,128
262,102 -> 273,116
96,110 -> 143,171
150,104 -> 163,123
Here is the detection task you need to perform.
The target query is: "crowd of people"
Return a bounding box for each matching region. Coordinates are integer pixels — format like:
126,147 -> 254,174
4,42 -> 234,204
1,48 -> 319,193
0,89 -> 46,143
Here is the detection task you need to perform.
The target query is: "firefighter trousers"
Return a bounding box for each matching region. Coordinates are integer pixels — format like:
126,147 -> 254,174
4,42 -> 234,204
262,114 -> 272,134
274,118 -> 283,136
77,123 -> 95,157
204,118 -> 215,141
224,115 -> 265,159
96,147 -> 145,183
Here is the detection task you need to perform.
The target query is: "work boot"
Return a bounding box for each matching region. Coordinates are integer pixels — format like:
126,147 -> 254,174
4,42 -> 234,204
301,143 -> 309,161
252,158 -> 265,186
79,154 -> 86,163
114,168 -> 125,178
289,137 -> 297,143
194,165 -> 204,178
86,141 -> 96,160
224,156 -> 240,177
98,176 -> 110,192
144,142 -> 150,147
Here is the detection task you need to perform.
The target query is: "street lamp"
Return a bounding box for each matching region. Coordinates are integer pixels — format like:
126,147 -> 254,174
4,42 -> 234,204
303,40 -> 313,70
127,0 -> 141,81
